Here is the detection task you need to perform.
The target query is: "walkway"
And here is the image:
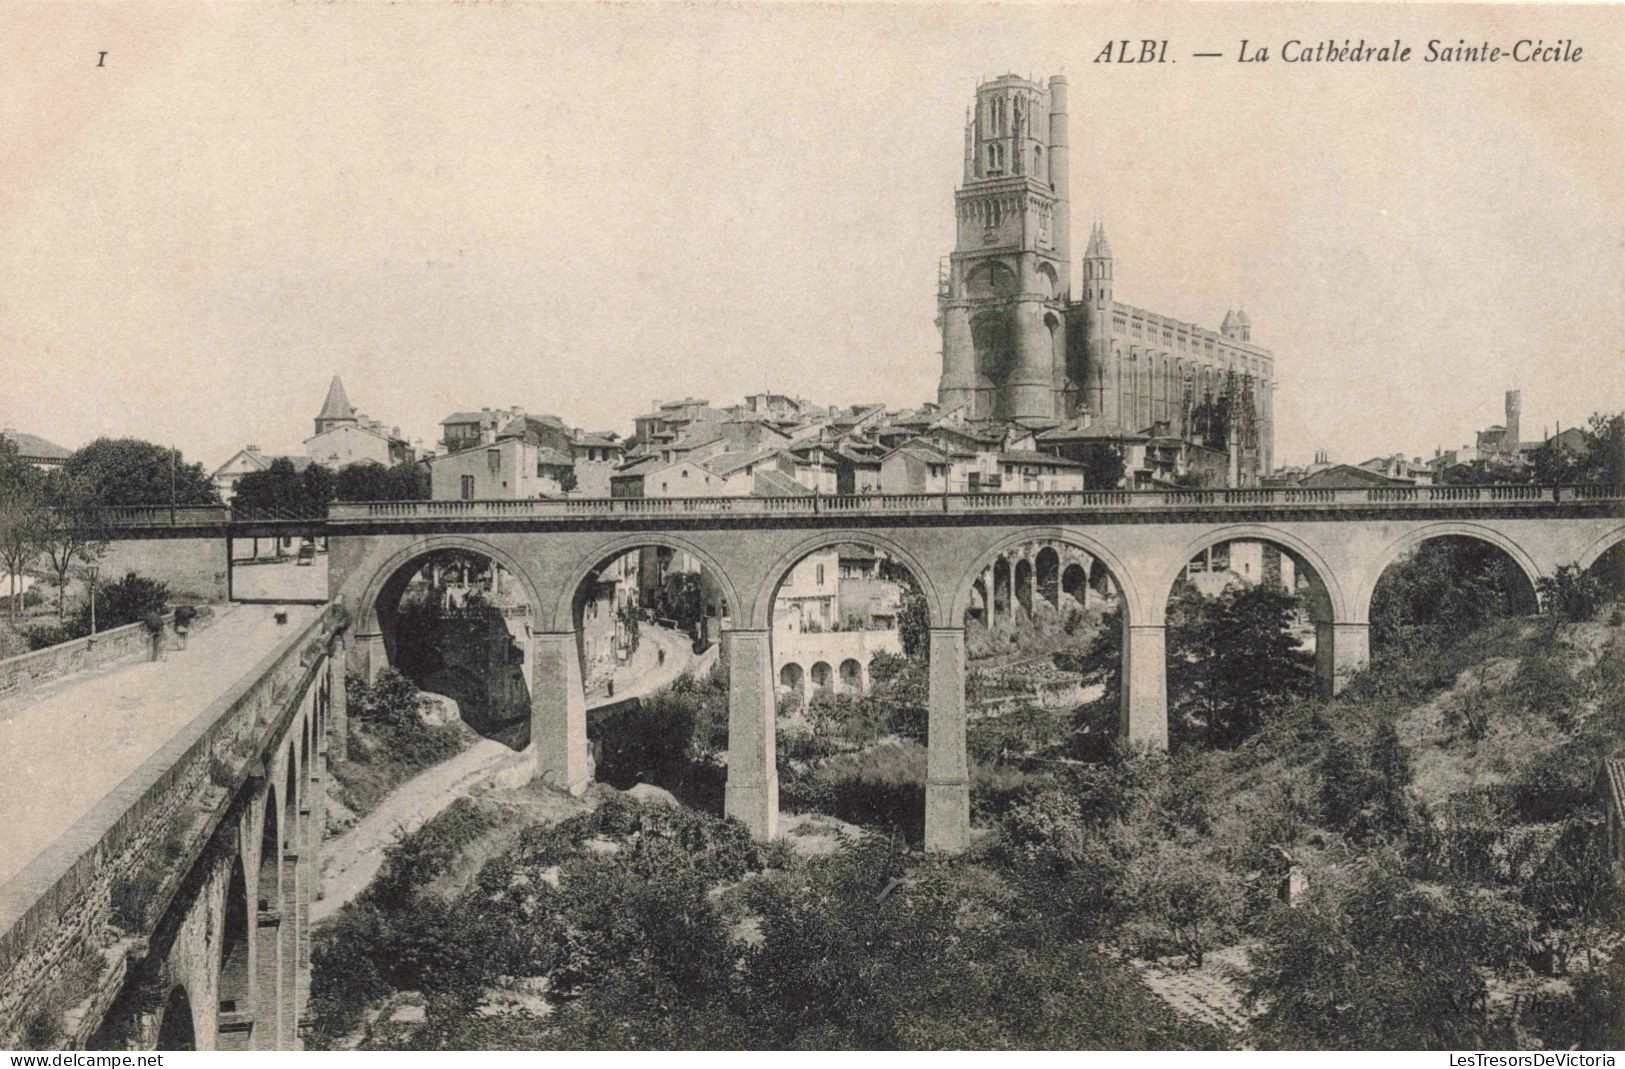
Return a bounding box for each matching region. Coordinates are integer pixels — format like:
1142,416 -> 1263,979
0,604 -> 318,886
313,624 -> 697,922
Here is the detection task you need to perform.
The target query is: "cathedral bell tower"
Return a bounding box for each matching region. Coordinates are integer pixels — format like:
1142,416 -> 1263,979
937,75 -> 1071,424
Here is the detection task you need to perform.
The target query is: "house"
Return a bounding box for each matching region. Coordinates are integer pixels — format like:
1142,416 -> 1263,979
571,432 -> 625,496
1358,454 -> 1435,486
880,442 -> 953,494
427,436 -> 574,500
1,428 -> 71,471
1295,464 -> 1412,489
1035,420 -> 1151,487
211,445 -> 311,503
304,377 -> 413,469
440,407 -> 525,454
994,451 -> 1086,492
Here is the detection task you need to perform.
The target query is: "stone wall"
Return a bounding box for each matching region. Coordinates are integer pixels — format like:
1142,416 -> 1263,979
0,609 -> 217,711
0,603 -> 340,1048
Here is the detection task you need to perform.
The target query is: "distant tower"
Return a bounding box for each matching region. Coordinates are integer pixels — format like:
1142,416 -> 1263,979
314,375 -> 357,436
1220,307 -> 1252,343
937,74 -> 1071,424
1504,390 -> 1521,454
1082,220 -> 1114,420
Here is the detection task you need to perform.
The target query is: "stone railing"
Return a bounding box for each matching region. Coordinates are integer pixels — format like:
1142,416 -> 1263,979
0,602 -> 343,1046
0,609 -> 216,710
324,484 -> 1625,524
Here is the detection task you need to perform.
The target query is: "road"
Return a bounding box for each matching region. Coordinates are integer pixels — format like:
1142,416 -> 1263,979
313,623 -> 698,921
0,604 -> 317,886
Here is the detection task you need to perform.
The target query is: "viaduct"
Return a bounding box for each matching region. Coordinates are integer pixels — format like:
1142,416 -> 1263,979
1,485 -> 1620,1049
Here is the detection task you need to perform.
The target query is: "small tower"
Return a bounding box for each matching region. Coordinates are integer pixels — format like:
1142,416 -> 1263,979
1220,307 -> 1252,343
1080,220 -> 1115,420
1083,220 -> 1113,309
314,375 -> 357,437
1504,390 -> 1521,454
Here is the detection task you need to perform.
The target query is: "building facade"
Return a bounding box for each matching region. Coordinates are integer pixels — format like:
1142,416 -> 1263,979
935,74 -> 1276,478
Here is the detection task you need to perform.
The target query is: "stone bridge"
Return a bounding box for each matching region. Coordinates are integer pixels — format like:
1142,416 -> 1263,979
311,486 -> 1625,853
0,603 -> 348,1050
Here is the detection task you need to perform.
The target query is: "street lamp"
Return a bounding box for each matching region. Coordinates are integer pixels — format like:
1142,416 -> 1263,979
85,565 -> 100,637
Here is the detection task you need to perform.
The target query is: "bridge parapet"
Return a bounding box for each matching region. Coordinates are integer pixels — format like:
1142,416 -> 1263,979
322,484 -> 1625,525
0,601 -> 345,1048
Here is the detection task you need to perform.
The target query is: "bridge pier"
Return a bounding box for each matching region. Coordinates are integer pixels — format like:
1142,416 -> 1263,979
1121,623 -> 1169,750
926,627 -> 970,853
725,630 -> 779,840
353,629 -> 387,684
1315,621 -> 1370,697
532,632 -> 592,795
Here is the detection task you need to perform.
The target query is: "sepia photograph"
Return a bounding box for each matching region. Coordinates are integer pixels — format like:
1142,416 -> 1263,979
1,0 -> 1623,1054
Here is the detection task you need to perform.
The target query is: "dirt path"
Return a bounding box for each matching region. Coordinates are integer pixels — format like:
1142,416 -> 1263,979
313,624 -> 698,922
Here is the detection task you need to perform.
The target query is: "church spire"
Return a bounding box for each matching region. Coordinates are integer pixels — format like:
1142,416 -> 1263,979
314,375 -> 357,436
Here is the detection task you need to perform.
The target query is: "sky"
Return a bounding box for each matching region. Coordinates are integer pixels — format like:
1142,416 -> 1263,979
2,2 -> 1622,471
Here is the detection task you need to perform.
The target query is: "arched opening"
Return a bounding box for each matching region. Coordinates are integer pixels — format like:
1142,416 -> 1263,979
253,786 -> 280,1049
768,539 -> 930,841
373,548 -> 535,749
1013,557 -> 1034,618
156,985 -> 196,1051
1580,538 -> 1625,604
283,758 -> 297,851
1035,547 -> 1060,610
1164,536 -> 1327,751
778,662 -> 805,708
1061,562 -> 1087,605
971,577 -> 990,625
573,543 -> 731,809
960,535 -> 1132,808
216,856 -> 251,1049
991,557 -> 1012,626
839,658 -> 863,694
1368,534 -> 1540,655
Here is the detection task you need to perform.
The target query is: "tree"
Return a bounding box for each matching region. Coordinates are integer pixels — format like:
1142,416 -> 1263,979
232,458 -> 334,517
75,572 -> 169,634
1167,581 -> 1315,750
896,582 -> 930,660
38,475 -> 106,620
1531,411 -> 1624,485
0,438 -> 47,623
333,461 -> 430,502
1248,864 -> 1514,1049
59,438 -> 219,506
1522,817 -> 1620,974
1077,443 -> 1126,490
1368,537 -> 1526,651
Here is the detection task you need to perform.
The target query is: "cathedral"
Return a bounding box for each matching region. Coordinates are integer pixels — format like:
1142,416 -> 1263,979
935,74 -> 1275,478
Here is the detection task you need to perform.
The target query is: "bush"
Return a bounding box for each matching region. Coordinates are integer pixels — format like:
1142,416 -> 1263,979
110,871 -> 160,933
77,573 -> 168,635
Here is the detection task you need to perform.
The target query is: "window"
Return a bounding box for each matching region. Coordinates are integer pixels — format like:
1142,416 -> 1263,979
816,565 -> 826,586
487,449 -> 501,474
460,474 -> 475,500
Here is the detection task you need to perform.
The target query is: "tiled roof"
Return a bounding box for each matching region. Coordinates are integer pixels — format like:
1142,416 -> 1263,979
1037,420 -> 1148,443
998,450 -> 1084,467
575,432 -> 621,447
753,469 -> 813,497
2,430 -> 71,461
440,411 -> 496,425
707,448 -> 781,477
535,447 -> 574,467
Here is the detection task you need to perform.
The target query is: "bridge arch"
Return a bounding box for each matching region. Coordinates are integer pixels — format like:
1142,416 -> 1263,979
952,527 -> 1145,625
553,532 -> 742,634
356,535 -> 547,639
1354,521 -> 1543,625
1577,523 -> 1625,574
215,855 -> 251,1050
156,984 -> 197,1051
750,529 -> 944,631
1155,523 -> 1351,624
